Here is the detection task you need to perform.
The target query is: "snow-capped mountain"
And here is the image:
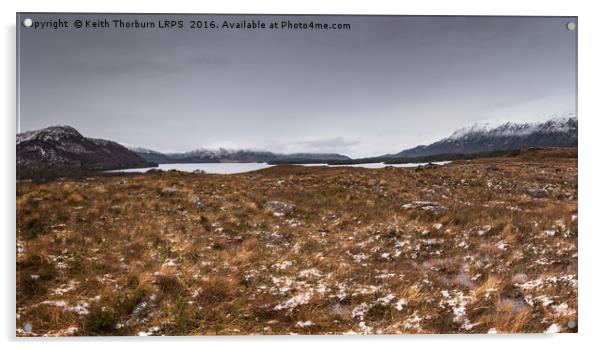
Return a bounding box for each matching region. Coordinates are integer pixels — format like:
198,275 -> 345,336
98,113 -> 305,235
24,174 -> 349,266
392,115 -> 577,158
168,148 -> 278,163
17,126 -> 155,178
17,125 -> 84,145
122,145 -> 351,164
118,143 -> 175,163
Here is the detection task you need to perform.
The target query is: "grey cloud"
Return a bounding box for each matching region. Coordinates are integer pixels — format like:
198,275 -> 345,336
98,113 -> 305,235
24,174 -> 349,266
185,55 -> 230,69
292,137 -> 361,153
17,14 -> 576,158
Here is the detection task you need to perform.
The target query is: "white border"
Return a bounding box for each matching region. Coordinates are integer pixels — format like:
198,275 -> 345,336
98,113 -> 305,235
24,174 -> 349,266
2,1 -> 600,349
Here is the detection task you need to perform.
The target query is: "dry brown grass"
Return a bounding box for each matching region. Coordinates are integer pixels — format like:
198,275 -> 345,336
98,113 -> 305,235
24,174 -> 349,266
16,147 -> 577,336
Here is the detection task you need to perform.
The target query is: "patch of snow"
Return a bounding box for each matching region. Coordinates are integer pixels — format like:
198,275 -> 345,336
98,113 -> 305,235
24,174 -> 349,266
515,274 -> 577,291
402,201 -> 447,212
358,321 -> 372,334
138,326 -> 161,336
551,303 -> 575,317
532,257 -> 553,266
351,285 -> 380,296
38,300 -> 89,315
395,298 -> 408,311
439,290 -> 475,330
274,290 -> 314,311
478,225 -> 492,236
351,302 -> 371,320
273,261 -> 293,270
52,281 -> 78,295
495,241 -> 510,250
348,252 -> 368,263
402,311 -> 423,331
298,268 -> 321,278
524,295 -> 554,307
545,323 -> 561,333
162,259 -> 178,268
376,293 -> 396,305
375,272 -> 396,280
295,320 -> 314,328
191,287 -> 203,299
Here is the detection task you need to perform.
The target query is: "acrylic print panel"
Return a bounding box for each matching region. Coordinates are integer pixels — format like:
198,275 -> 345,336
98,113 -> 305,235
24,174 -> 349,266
16,13 -> 578,336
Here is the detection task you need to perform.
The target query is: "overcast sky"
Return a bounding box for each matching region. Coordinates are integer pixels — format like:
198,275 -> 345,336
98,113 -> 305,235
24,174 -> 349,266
17,14 -> 577,157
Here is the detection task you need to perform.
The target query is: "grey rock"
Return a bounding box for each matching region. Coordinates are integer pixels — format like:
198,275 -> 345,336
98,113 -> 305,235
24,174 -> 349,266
527,188 -> 548,198
161,187 -> 180,196
263,201 -> 295,215
192,198 -> 206,207
485,164 -> 498,171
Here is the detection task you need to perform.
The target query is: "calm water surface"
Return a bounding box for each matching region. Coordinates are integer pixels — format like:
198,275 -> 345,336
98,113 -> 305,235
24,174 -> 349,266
106,161 -> 452,175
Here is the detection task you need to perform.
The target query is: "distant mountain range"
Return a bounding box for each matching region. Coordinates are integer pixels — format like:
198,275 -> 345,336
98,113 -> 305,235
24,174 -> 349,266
16,126 -> 154,178
126,146 -> 351,164
16,114 -> 578,178
389,115 -> 577,158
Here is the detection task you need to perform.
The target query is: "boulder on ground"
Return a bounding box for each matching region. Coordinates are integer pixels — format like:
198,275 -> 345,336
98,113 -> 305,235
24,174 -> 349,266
485,164 -> 498,171
161,187 -> 180,196
527,188 -> 548,198
263,201 -> 295,216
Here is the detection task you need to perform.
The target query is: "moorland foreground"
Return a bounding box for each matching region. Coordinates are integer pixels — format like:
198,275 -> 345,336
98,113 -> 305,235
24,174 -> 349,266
16,148 -> 577,336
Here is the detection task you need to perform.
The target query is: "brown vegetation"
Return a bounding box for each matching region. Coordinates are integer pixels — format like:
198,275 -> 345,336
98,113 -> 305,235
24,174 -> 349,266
16,148 -> 577,336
